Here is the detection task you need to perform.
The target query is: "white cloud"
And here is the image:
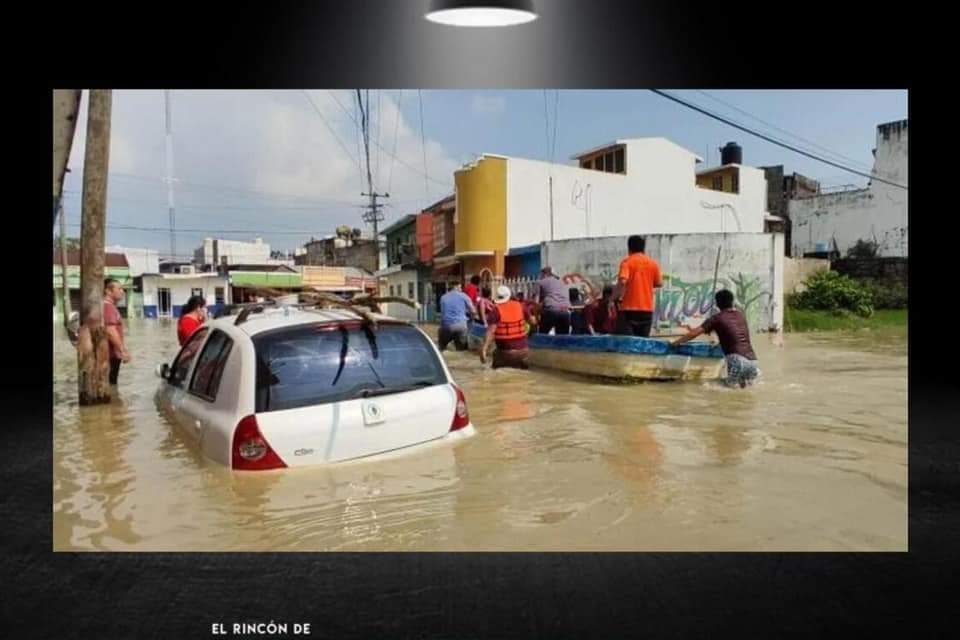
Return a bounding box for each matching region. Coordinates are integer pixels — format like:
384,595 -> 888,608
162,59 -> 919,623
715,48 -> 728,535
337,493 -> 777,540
62,89 -> 461,248
471,94 -> 506,116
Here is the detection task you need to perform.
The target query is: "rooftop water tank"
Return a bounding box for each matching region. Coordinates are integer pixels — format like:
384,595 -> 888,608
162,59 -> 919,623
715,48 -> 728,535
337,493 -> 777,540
720,142 -> 742,166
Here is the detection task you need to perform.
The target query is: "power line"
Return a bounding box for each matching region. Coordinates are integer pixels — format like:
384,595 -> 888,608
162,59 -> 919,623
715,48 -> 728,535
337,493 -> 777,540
61,190 -> 365,210
68,169 -> 367,205
67,222 -> 339,236
418,89 -> 430,199
693,90 -> 875,172
388,89 -> 403,192
301,90 -> 364,191
329,88 -> 452,188
552,90 -> 560,163
650,89 -> 908,190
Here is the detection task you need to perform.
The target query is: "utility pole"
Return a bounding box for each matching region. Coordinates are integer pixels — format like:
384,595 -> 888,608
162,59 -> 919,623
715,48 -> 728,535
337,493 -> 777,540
77,90 -> 112,405
361,191 -> 389,240
164,89 -> 176,260
58,199 -> 72,327
53,89 -> 82,231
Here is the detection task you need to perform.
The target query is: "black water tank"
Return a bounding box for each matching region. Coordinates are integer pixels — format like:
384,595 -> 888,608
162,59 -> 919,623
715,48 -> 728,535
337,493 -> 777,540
720,142 -> 742,165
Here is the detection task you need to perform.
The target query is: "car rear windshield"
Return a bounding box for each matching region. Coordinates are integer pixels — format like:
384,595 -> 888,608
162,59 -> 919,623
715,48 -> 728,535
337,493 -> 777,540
252,323 -> 448,413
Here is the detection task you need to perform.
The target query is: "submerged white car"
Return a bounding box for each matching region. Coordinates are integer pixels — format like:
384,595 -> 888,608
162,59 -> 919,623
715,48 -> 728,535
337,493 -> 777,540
155,305 -> 476,471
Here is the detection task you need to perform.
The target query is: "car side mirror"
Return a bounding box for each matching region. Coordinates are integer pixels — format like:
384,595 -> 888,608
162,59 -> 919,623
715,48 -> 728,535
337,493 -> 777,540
156,363 -> 170,380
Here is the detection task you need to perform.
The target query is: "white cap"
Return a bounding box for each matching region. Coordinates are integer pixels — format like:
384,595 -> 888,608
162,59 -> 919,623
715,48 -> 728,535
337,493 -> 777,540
494,285 -> 512,303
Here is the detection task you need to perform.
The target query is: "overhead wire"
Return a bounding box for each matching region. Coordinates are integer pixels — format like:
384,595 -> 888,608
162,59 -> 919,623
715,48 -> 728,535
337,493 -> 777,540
650,89 -> 907,190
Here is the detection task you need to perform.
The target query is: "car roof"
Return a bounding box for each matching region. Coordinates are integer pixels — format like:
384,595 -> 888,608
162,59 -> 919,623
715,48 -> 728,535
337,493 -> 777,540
210,306 -> 404,338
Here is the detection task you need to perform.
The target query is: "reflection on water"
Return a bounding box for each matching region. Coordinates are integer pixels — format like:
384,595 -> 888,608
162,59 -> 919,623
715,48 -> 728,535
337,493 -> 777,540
53,320 -> 907,551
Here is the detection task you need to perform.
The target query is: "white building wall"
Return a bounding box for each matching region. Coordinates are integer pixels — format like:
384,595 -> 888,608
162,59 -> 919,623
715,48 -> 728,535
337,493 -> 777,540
195,238 -> 272,266
142,274 -> 231,315
505,138 -> 767,249
789,121 -> 908,257
541,232 -> 784,331
108,246 -> 159,276
381,270 -> 420,322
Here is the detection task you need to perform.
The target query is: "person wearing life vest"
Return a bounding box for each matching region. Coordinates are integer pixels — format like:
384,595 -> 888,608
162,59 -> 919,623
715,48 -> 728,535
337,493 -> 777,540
480,285 -> 534,370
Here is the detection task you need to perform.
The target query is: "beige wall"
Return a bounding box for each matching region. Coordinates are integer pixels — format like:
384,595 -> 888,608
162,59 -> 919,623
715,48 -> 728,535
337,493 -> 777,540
784,257 -> 830,293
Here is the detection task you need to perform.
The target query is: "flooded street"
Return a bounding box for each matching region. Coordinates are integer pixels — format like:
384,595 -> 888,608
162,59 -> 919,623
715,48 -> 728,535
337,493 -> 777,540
53,319 -> 907,551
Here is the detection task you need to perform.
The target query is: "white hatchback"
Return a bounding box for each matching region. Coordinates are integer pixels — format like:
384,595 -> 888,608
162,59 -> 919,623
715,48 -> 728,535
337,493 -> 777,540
154,305 -> 476,471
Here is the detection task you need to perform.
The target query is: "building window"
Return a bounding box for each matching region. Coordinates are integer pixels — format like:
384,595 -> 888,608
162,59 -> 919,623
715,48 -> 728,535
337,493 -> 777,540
712,176 -> 723,191
191,288 -> 203,299
581,158 -> 592,170
389,285 -> 395,296
604,152 -> 614,172
408,282 -> 415,299
731,173 -> 739,193
594,154 -> 604,172
215,287 -> 225,304
614,148 -> 625,173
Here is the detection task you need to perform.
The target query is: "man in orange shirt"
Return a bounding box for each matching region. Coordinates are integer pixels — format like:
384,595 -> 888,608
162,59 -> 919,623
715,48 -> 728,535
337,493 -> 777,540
613,235 -> 662,337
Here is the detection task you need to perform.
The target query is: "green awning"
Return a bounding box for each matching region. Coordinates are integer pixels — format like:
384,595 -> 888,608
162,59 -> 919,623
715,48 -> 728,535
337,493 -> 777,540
229,271 -> 303,288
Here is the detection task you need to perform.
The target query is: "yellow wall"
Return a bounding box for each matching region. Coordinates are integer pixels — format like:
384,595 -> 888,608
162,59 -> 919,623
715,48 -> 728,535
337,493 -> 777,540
454,157 -> 507,255
696,167 -> 738,193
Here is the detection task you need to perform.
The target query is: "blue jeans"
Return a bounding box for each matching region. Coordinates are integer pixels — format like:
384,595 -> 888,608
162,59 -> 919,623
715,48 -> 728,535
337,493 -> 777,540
723,354 -> 759,388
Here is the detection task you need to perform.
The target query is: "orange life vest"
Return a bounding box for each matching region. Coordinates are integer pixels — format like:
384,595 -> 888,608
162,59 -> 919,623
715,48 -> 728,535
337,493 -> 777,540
494,300 -> 527,342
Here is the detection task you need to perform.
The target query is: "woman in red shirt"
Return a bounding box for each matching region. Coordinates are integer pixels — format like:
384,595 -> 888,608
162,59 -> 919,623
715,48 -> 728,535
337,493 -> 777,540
177,295 -> 207,346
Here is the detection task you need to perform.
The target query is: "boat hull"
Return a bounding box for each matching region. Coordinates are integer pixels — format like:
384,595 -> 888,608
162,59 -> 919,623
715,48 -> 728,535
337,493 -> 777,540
467,323 -> 724,382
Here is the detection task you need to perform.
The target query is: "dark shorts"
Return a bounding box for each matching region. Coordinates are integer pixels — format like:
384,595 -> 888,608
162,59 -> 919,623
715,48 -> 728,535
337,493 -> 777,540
539,309 -> 571,335
438,325 -> 468,351
616,310 -> 654,337
492,348 -> 530,370
109,357 -> 122,385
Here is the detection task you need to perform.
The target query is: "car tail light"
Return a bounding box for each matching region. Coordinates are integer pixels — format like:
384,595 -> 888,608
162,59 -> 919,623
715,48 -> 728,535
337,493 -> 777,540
231,414 -> 287,471
450,384 -> 470,432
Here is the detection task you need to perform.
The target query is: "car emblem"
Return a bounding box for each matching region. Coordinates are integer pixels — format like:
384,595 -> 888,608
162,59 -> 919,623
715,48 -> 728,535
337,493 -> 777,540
294,448 -> 314,457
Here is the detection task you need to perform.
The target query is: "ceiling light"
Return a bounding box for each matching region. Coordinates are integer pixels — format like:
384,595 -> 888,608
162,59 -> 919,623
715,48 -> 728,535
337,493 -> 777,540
425,1 -> 538,27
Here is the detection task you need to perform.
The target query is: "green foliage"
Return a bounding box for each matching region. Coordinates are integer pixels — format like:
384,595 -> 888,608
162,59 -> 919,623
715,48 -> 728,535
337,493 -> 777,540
788,270 -> 874,317
861,279 -> 908,309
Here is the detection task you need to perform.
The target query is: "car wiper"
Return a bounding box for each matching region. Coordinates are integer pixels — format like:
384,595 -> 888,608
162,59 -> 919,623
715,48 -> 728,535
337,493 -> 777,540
357,381 -> 436,398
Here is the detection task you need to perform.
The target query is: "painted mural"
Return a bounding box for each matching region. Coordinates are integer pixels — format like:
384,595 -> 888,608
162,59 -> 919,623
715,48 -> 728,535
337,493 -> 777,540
560,270 -> 773,330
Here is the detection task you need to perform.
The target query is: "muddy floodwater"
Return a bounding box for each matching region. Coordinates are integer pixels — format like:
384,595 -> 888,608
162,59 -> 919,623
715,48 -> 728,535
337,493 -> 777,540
53,319 -> 907,551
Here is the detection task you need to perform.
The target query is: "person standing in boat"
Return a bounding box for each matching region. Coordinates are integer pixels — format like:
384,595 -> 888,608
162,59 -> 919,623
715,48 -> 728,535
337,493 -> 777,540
583,285 -> 618,335
177,295 -> 208,346
613,235 -> 663,337
672,289 -> 760,388
535,267 -> 571,335
480,285 -> 535,370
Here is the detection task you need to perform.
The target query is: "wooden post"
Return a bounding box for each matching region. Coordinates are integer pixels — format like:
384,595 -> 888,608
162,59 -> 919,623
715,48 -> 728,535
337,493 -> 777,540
58,202 -> 72,327
77,90 -> 112,406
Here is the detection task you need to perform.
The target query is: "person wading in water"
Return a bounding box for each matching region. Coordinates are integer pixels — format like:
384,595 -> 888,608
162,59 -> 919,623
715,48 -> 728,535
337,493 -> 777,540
673,289 -> 760,388
480,285 -> 535,370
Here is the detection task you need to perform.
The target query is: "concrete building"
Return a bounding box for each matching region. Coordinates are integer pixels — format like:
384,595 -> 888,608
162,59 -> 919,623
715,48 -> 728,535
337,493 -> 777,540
452,137 -> 770,279
140,272 -> 231,318
194,237 -> 271,268
759,167 -> 820,255
426,195 -> 461,310
107,245 -> 160,277
297,231 -> 380,274
789,120 -> 908,258
376,214 -> 435,322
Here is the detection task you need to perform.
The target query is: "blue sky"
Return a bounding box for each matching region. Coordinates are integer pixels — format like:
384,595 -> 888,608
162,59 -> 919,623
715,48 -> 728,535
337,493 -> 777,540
60,89 -> 907,257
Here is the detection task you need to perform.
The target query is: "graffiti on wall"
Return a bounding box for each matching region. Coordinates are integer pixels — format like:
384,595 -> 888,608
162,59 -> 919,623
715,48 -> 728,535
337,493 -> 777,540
559,270 -> 773,329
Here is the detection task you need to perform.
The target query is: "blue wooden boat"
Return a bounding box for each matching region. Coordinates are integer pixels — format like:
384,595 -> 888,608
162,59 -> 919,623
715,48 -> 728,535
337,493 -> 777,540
467,323 -> 724,381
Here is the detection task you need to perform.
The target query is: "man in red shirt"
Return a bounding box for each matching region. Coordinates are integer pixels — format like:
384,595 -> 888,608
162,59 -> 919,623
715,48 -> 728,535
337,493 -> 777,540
463,275 -> 481,305
103,279 -> 130,385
